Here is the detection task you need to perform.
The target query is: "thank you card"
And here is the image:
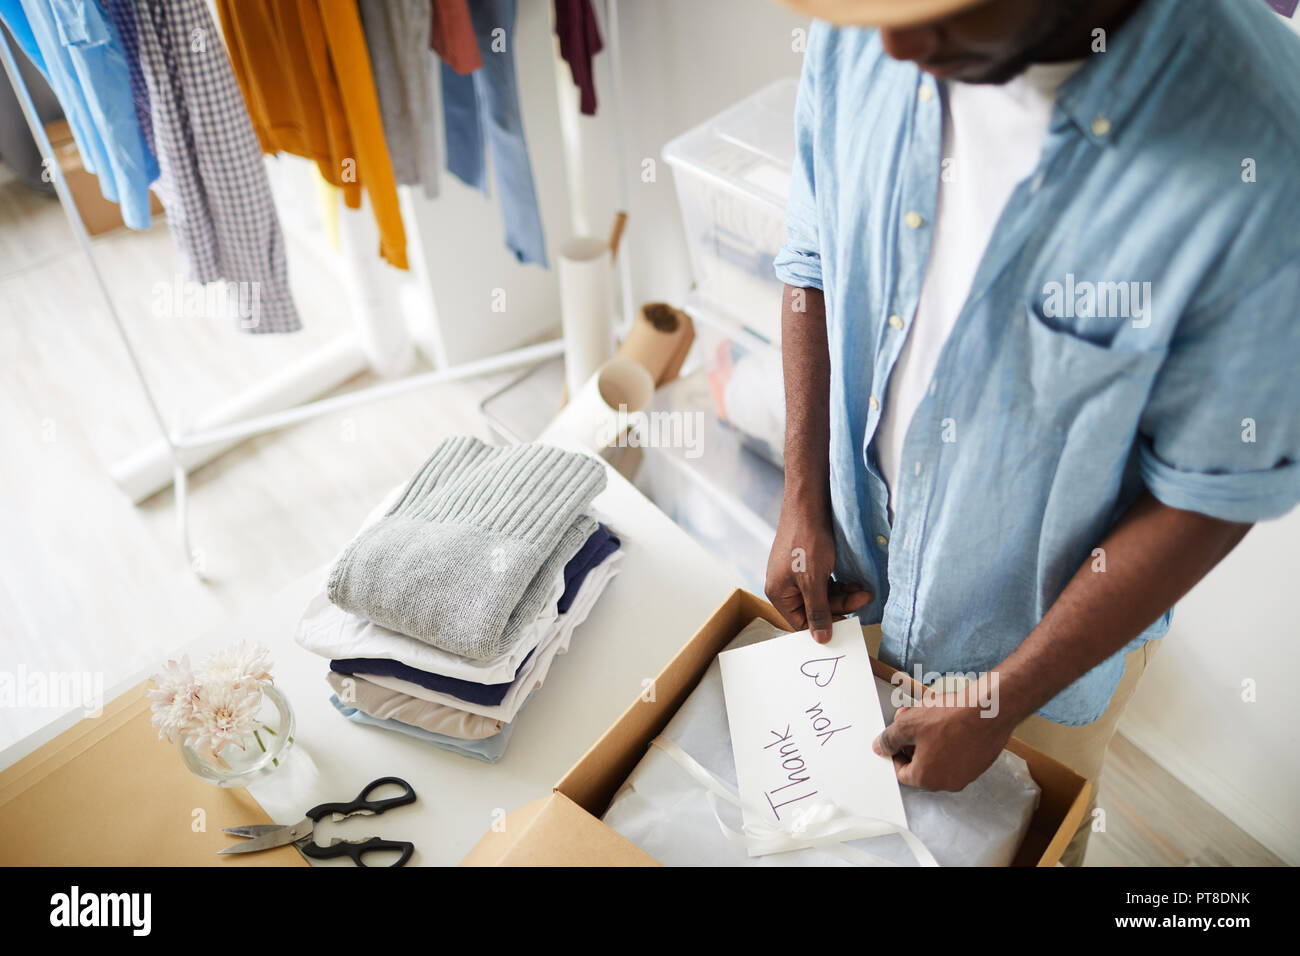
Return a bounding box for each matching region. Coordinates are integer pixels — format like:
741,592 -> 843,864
719,618 -> 907,857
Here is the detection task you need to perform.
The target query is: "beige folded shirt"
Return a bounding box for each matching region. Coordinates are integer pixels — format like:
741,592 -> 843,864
326,671 -> 503,740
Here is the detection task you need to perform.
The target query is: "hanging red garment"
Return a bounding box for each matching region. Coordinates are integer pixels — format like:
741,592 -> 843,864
554,0 -> 603,115
430,0 -> 482,75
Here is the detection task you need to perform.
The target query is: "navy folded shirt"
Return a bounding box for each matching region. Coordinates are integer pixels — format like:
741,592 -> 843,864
331,652 -> 529,705
558,523 -> 619,613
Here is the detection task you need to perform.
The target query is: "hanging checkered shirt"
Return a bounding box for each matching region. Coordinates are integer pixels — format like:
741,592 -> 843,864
131,0 -> 300,333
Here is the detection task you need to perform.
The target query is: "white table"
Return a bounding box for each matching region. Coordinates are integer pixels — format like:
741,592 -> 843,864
20,460 -> 741,866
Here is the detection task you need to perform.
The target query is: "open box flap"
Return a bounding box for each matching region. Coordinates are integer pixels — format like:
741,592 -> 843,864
555,589 -> 781,813
460,792 -> 658,866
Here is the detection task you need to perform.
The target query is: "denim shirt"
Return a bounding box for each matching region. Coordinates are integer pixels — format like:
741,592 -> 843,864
774,0 -> 1300,724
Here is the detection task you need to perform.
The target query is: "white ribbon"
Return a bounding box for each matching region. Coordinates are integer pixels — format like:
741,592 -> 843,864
650,736 -> 939,868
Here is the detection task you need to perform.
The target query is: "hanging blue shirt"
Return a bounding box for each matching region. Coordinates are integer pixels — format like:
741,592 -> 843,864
774,0 -> 1300,724
0,0 -> 157,228
440,0 -> 548,267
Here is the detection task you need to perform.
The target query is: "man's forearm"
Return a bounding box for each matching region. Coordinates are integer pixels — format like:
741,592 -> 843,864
780,284 -> 832,510
769,284 -> 872,638
994,491 -> 1251,725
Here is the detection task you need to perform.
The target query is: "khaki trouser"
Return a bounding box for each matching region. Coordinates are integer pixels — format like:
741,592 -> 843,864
1011,638 -> 1161,866
865,625 -> 1162,867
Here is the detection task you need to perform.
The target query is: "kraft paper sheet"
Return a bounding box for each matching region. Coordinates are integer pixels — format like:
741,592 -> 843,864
0,682 -> 306,867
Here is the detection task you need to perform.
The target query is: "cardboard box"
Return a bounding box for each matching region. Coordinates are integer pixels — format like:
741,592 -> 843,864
44,120 -> 164,237
463,589 -> 1091,867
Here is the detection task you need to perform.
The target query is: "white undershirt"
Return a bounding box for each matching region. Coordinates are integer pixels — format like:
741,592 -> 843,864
876,61 -> 1083,519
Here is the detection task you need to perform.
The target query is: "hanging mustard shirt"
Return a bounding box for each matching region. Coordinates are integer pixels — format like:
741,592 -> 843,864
217,0 -> 408,269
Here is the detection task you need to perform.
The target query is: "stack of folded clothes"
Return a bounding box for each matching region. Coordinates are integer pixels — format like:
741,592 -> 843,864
295,437 -> 622,762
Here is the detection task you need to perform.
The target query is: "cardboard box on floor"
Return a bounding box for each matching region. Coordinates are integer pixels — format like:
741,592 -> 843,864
44,120 -> 163,237
462,588 -> 1091,867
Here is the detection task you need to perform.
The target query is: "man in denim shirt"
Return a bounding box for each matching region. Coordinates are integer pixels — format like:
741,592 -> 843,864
766,0 -> 1300,863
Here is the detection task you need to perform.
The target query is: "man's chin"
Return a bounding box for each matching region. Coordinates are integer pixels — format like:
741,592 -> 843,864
917,58 -> 1025,84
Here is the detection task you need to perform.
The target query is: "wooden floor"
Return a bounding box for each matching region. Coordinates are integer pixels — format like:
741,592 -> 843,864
0,179 -> 1282,866
1088,734 -> 1282,866
0,179 -> 514,747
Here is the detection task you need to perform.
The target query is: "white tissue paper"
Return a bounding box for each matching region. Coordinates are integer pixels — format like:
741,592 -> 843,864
602,618 -> 1040,866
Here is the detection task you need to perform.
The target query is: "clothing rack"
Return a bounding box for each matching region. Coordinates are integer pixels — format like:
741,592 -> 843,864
0,1 -> 629,576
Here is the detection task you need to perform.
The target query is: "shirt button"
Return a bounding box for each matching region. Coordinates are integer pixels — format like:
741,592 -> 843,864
913,461 -> 922,476
917,84 -> 933,103
904,210 -> 923,229
876,534 -> 889,548
888,314 -> 904,330
1091,114 -> 1112,137
869,395 -> 880,411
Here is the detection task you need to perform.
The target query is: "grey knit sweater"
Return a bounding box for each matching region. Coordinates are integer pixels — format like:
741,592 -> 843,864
328,437 -> 606,661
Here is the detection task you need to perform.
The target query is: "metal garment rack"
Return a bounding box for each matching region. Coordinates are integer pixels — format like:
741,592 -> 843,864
0,2 -> 628,577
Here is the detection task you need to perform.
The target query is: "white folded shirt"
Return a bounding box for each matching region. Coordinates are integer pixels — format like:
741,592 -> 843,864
296,573 -> 565,685
354,553 -> 621,722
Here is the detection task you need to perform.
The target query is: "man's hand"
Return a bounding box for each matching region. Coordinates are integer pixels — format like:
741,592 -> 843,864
872,690 -> 1014,791
765,501 -> 871,643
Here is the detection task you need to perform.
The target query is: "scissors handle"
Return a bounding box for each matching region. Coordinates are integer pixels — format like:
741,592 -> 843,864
300,836 -> 414,867
305,776 -> 416,822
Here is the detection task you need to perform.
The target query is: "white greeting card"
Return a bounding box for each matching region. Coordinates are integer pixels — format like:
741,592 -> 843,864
718,617 -> 907,856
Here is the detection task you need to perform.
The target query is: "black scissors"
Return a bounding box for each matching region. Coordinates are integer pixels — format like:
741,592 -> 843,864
219,776 -> 417,867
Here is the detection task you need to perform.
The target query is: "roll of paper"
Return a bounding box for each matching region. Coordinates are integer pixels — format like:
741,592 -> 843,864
542,358 -> 655,455
558,236 -> 614,397
615,302 -> 695,386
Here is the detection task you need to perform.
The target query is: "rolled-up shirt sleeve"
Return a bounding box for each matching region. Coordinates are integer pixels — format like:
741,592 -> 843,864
773,22 -> 822,291
1137,258 -> 1300,523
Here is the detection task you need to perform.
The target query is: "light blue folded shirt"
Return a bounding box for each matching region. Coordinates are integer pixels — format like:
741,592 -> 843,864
328,694 -> 515,764
774,0 -> 1300,724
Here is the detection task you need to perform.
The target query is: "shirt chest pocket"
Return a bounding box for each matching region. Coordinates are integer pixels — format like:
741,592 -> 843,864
1020,302 -> 1166,429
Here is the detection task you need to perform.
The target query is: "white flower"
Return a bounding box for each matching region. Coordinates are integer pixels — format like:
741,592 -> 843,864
148,657 -> 200,743
187,678 -> 263,754
199,642 -> 273,689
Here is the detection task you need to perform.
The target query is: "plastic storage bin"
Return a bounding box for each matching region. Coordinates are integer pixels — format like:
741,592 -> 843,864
663,79 -> 798,344
631,369 -> 784,594
688,311 -> 785,469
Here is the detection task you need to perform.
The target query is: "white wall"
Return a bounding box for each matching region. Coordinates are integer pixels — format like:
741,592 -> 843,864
405,0 -> 570,365
568,0 -> 808,314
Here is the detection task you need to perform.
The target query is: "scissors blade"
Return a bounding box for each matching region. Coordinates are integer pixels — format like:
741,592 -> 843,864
218,818 -> 313,855
222,824 -> 284,838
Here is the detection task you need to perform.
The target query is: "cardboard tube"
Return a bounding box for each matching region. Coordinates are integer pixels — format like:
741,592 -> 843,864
558,236 -> 614,397
615,302 -> 696,386
543,358 -> 654,454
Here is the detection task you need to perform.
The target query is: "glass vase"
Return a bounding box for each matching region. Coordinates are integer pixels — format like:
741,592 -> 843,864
179,684 -> 295,787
